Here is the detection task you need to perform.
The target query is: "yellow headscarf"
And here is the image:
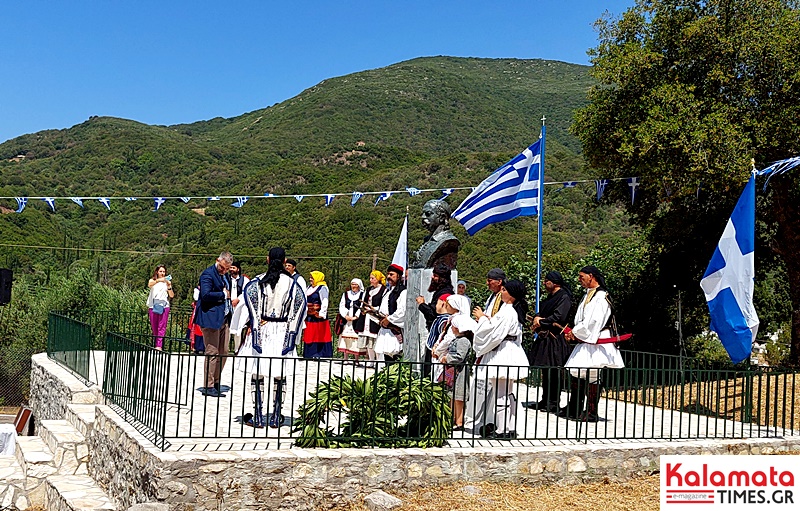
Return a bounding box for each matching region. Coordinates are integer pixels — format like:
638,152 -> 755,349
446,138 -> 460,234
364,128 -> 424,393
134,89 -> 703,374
310,271 -> 327,287
370,270 -> 386,287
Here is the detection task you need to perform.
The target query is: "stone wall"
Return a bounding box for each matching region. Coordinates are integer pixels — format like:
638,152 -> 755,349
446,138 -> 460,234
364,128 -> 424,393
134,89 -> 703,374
87,405 -> 800,511
29,353 -> 102,431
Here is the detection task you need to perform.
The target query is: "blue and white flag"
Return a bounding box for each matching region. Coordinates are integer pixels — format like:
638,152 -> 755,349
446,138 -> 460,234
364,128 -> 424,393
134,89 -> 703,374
324,194 -> 335,207
439,188 -> 454,200
559,181 -> 577,192
98,198 -> 111,210
71,197 -> 84,208
42,198 -> 55,211
375,191 -> 392,206
125,197 -> 137,202
208,196 -> 220,201
263,193 -> 275,198
154,197 -> 166,211
351,192 -> 363,207
14,198 -> 27,213
406,187 -> 421,197
595,179 -> 609,201
179,197 -> 191,203
452,139 -> 542,236
627,177 -> 640,205
231,196 -> 248,208
294,195 -> 304,203
700,176 -> 759,364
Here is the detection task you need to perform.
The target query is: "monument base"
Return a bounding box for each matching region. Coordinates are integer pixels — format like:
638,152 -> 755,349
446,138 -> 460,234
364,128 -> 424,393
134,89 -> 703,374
403,268 -> 457,366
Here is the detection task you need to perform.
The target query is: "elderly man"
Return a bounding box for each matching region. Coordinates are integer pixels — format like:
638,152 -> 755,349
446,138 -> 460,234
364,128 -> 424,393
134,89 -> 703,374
196,251 -> 233,398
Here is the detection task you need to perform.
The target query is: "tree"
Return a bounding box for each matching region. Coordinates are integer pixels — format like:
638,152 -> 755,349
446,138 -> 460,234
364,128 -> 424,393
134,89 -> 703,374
573,0 -> 800,363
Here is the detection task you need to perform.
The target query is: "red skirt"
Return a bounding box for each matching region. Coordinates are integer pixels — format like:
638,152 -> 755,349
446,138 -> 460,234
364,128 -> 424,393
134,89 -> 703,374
304,319 -> 332,344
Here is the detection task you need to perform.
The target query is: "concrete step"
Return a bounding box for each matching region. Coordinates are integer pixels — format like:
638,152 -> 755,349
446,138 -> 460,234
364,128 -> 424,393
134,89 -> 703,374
65,404 -> 96,439
0,455 -> 28,510
15,436 -> 56,507
39,419 -> 89,475
46,475 -> 116,511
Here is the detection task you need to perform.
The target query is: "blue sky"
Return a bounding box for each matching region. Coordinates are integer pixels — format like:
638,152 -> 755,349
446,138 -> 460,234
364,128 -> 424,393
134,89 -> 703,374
1,1 -> 635,144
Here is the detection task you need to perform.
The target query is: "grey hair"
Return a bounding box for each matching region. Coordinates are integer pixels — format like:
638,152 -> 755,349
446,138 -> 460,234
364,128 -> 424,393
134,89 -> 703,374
218,251 -> 233,264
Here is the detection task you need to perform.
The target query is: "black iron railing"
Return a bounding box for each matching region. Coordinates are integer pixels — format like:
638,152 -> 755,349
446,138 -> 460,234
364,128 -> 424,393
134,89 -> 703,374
47,313 -> 94,385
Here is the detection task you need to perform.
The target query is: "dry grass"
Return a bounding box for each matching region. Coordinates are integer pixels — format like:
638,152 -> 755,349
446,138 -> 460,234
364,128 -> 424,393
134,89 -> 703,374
607,372 -> 800,431
333,476 -> 661,511
334,451 -> 800,511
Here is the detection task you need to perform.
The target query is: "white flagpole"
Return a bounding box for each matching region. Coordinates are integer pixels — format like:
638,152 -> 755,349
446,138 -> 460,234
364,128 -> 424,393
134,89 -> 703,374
536,118 -> 546,313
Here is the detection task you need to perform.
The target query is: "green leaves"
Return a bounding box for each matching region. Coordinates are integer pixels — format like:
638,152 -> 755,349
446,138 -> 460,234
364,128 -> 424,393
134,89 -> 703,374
295,362 -> 452,448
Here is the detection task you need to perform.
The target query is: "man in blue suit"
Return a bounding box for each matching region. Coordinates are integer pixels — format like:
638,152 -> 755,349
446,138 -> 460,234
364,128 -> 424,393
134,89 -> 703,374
196,251 -> 233,397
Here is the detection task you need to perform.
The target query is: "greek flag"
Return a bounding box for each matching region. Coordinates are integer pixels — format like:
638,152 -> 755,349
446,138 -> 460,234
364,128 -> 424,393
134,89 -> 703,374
179,197 -> 191,203
98,198 -> 111,210
439,188 -> 454,200
453,139 -> 542,236
351,192 -> 363,206
294,195 -> 304,203
71,197 -> 84,208
231,196 -> 248,208
324,194 -> 335,207
42,198 -> 55,211
374,191 -> 392,206
153,197 -> 166,211
700,176 -> 759,364
14,198 -> 26,213
627,177 -> 639,205
595,179 -> 609,201
406,187 -> 421,197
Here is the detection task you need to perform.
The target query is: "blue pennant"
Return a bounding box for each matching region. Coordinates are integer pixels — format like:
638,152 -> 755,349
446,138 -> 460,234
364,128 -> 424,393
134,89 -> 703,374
71,197 -> 84,208
231,196 -> 248,208
42,198 -> 56,211
180,197 -> 190,203
406,187 -> 421,197
324,194 -> 335,207
98,198 -> 111,210
626,177 -> 639,205
374,192 -> 392,206
14,197 -> 27,213
351,192 -> 363,206
154,197 -> 166,211
595,179 -> 609,201
294,195 -> 304,202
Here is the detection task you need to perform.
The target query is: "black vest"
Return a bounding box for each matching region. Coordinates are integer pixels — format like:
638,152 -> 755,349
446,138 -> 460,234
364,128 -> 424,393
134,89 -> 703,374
387,283 -> 406,315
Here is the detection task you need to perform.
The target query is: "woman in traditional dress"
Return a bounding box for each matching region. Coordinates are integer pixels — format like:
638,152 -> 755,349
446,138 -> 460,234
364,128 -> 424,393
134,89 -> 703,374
472,279 -> 529,439
236,247 -> 306,428
337,278 -> 365,363
304,270 -> 333,358
357,271 -> 386,367
433,294 -> 476,431
147,264 -> 174,350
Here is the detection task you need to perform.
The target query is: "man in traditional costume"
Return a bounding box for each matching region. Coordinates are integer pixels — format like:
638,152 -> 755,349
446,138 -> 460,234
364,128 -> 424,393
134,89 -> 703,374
236,247 -> 307,428
560,265 -> 625,422
228,261 -> 250,352
467,267 -> 506,426
374,264 -> 407,362
524,271 -> 573,413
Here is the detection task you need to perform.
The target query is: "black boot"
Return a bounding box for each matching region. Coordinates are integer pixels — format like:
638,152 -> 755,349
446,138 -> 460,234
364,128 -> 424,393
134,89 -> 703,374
558,377 -> 585,419
582,382 -> 602,422
269,378 -> 286,428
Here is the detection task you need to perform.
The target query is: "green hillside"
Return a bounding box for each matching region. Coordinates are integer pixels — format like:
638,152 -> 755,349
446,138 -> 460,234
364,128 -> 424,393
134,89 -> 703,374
0,56 -> 635,300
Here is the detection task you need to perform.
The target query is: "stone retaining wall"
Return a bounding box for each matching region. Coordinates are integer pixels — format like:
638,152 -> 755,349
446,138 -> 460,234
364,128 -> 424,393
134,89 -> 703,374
87,405 -> 800,511
29,354 -> 102,431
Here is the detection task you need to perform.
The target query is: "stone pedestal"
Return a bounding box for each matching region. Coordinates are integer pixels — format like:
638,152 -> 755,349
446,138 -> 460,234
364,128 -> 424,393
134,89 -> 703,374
403,269 -> 457,366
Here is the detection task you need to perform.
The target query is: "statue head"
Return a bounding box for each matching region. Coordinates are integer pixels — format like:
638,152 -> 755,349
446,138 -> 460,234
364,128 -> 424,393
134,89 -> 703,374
421,200 -> 451,234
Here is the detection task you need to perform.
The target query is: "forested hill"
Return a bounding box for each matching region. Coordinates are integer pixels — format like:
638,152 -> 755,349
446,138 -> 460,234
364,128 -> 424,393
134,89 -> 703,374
0,56 -> 635,299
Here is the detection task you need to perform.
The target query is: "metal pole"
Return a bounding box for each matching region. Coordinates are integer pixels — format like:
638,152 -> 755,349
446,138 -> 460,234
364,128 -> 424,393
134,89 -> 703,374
536,119 -> 546,313
371,253 -> 377,272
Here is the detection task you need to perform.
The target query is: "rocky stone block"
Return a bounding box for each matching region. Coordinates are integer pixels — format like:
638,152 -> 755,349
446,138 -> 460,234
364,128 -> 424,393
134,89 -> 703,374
364,490 -> 402,511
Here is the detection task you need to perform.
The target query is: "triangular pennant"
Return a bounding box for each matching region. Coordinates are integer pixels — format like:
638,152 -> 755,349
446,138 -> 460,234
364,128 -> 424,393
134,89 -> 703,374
439,188 -> 454,200
626,177 -> 639,205
595,179 -> 609,201
324,194 -> 335,207
263,193 -> 275,198
180,197 -> 191,203
71,197 -> 84,208
374,192 -> 393,206
98,198 -> 111,210
351,192 -> 363,206
154,197 -> 166,211
124,197 -> 137,201
208,196 -> 220,201
231,196 -> 248,208
14,197 -> 27,213
406,187 -> 421,197
42,198 -> 56,211
294,195 -> 304,203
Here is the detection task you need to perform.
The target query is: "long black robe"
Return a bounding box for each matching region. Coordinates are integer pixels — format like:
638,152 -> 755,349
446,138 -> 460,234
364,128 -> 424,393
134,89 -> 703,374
528,288 -> 572,366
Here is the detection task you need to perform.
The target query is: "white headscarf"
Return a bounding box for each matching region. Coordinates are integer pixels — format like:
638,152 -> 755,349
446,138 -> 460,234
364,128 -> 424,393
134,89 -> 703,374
348,278 -> 364,300
446,294 -> 471,316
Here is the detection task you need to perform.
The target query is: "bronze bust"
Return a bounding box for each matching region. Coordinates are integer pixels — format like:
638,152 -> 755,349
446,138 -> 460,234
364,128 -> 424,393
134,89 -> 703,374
409,200 -> 460,269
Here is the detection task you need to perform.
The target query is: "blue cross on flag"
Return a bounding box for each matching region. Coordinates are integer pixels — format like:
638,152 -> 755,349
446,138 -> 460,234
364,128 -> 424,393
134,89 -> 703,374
700,176 -> 759,364
71,198 -> 84,208
595,179 -> 609,201
231,196 -> 248,208
375,191 -> 392,206
42,198 -> 56,211
324,194 -> 335,207
351,192 -> 363,206
14,198 -> 27,213
98,198 -> 111,210
452,138 -> 542,236
154,197 -> 166,211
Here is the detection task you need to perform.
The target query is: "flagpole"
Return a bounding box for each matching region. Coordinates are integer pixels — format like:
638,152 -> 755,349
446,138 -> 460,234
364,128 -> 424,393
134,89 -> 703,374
536,118 -> 546,314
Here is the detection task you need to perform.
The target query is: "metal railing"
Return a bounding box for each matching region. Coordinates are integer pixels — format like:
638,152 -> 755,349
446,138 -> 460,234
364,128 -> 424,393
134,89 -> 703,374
47,313 -> 94,385
94,331 -> 798,451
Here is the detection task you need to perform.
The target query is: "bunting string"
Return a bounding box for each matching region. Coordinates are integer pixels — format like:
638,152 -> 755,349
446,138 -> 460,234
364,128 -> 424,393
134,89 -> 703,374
0,177 -> 639,213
